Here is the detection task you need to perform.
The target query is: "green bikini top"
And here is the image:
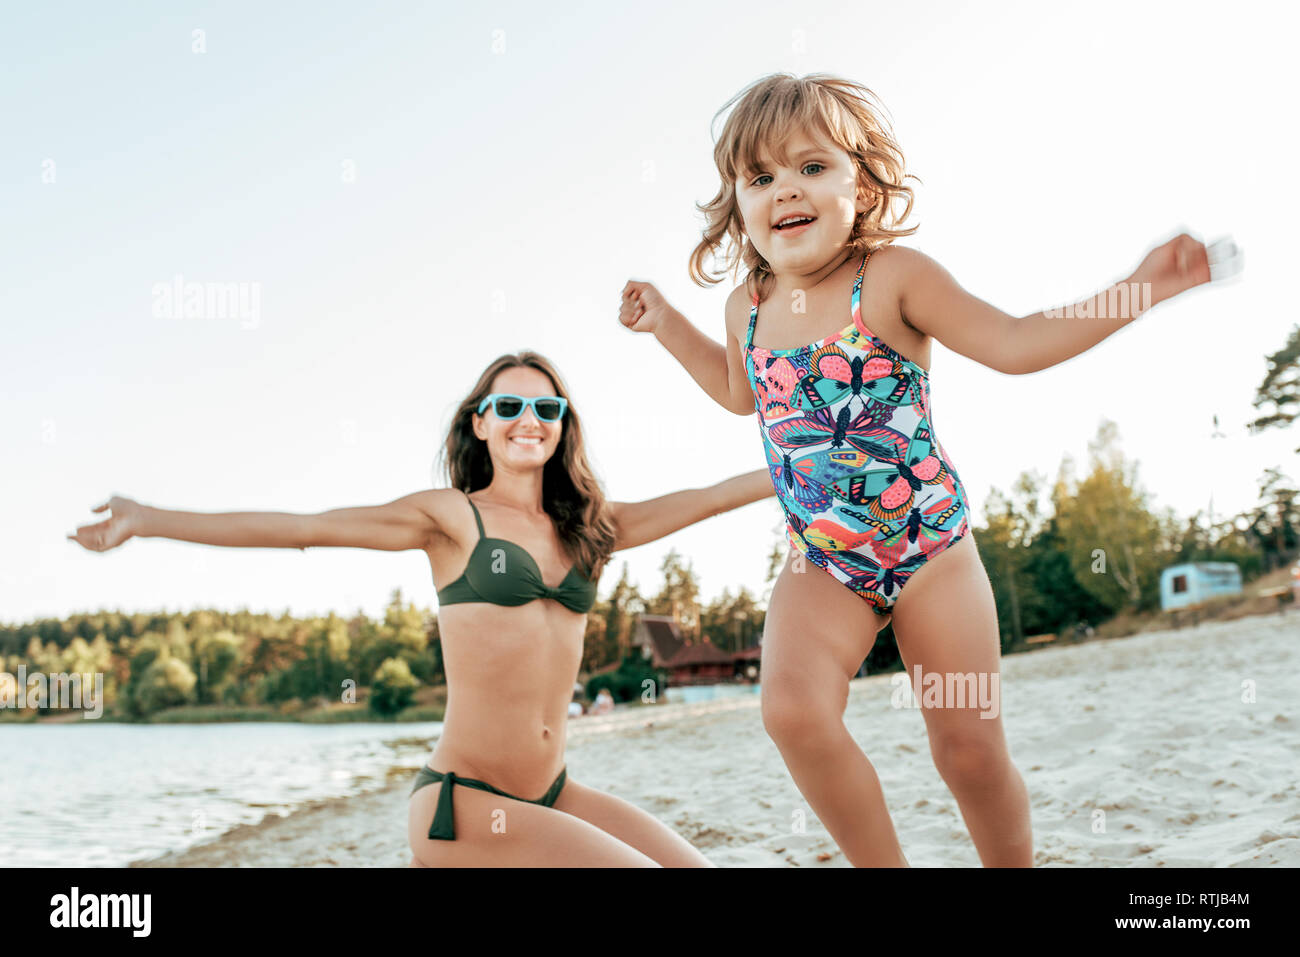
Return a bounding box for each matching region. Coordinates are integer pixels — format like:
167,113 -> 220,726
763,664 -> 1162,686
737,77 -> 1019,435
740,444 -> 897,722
436,495 -> 598,614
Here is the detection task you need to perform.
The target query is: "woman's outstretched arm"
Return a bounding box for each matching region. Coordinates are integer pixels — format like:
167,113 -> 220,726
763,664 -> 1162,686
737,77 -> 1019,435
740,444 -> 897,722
138,502 -> 312,549
67,491 -> 444,553
609,467 -> 774,552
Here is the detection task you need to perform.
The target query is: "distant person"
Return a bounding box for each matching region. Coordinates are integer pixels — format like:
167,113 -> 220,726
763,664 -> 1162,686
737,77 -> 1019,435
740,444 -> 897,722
592,688 -> 615,715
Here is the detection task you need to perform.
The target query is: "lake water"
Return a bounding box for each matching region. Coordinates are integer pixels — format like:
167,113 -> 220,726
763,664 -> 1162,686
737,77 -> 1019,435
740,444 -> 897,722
661,683 -> 761,704
0,720 -> 442,867
1,685 -> 756,866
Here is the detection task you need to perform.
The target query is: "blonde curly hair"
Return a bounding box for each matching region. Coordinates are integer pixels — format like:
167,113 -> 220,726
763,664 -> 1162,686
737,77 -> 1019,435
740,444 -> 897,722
689,72 -> 921,303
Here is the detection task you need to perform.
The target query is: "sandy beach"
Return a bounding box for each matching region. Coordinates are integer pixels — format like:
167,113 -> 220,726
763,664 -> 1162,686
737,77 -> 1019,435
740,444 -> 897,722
132,611 -> 1300,867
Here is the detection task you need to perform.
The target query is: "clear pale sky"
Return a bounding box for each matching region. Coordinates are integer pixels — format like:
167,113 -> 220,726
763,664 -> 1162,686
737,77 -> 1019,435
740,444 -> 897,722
3,0 -> 1293,625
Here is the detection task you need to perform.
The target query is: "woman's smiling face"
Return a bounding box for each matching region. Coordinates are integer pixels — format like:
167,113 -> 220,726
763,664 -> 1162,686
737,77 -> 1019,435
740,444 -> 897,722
472,366 -> 565,471
734,128 -> 870,274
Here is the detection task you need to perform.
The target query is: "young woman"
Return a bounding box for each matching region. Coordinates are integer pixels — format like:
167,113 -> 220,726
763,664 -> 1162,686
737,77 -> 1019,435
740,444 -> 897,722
68,350 -> 776,867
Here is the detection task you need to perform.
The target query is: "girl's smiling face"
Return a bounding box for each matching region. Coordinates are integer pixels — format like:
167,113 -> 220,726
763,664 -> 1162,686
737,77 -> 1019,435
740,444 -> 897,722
734,128 -> 870,276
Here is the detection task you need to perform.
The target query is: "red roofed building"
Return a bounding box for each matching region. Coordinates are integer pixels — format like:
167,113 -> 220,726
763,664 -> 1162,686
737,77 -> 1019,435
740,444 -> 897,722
631,615 -> 685,667
631,615 -> 762,686
662,639 -> 733,685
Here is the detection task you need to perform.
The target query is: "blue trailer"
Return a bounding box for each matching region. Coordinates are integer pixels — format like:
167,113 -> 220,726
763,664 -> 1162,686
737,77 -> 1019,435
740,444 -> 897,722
1159,562 -> 1243,611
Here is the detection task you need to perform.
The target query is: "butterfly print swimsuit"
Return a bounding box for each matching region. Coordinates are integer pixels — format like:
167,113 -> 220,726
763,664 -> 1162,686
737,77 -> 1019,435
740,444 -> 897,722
743,249 -> 972,617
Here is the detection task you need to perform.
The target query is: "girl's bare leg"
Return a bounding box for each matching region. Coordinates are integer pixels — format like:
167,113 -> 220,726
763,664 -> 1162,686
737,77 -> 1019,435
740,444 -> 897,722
890,533 -> 1033,867
760,548 -> 908,867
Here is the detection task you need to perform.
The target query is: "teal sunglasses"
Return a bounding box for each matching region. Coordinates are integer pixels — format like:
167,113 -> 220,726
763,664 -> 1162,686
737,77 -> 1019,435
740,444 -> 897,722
477,393 -> 568,422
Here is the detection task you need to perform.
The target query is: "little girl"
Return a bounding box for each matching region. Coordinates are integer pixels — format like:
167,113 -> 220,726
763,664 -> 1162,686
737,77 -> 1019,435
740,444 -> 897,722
619,72 -> 1213,866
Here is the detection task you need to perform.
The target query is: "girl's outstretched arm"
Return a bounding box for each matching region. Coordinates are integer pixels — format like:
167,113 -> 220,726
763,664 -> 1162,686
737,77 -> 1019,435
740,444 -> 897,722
1009,232 -> 1211,374
620,279 -> 756,416
67,491 -> 445,553
892,233 -> 1212,376
609,468 -> 773,551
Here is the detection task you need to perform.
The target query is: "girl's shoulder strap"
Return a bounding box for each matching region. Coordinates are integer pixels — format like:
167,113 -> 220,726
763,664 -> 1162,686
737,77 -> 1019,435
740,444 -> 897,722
744,286 -> 760,349
855,248 -> 871,283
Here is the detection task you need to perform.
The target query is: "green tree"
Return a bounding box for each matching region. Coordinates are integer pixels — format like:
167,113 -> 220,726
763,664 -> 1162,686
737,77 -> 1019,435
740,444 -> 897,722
370,656 -> 417,717
133,653 -> 197,716
700,586 -> 762,653
1248,323 -> 1299,452
982,487 -> 1029,649
646,550 -> 701,638
1051,421 -> 1167,613
193,630 -> 242,704
584,563 -> 644,672
285,616 -> 353,702
355,589 -> 432,683
585,654 -> 665,704
1252,467 -> 1300,568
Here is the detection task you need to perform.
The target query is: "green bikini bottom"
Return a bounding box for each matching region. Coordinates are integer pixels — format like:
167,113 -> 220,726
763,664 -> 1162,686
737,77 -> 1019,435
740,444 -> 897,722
410,765 -> 568,841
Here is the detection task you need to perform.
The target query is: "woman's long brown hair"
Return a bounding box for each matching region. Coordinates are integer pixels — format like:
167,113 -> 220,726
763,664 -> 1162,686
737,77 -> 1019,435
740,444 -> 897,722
436,352 -> 617,581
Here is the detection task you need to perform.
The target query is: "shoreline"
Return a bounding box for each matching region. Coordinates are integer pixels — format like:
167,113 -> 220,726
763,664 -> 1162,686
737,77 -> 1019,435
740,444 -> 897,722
2,705 -> 446,726
14,595 -> 1295,727
128,695 -> 766,868
128,610 -> 1300,867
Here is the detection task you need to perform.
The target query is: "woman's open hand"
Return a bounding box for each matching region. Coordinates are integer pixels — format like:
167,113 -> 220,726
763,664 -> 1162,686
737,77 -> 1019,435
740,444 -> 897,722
620,280 -> 677,335
1132,232 -> 1212,308
67,496 -> 143,553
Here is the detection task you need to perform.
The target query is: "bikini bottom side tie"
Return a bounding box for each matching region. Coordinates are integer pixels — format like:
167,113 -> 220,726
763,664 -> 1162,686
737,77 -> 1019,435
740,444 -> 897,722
410,765 -> 568,841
